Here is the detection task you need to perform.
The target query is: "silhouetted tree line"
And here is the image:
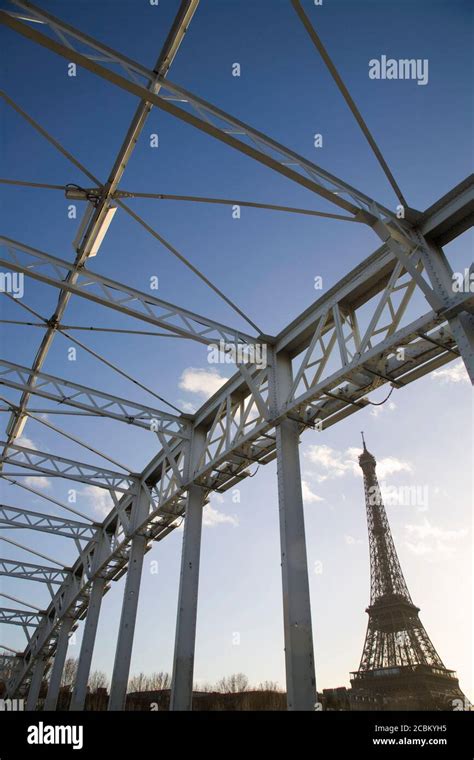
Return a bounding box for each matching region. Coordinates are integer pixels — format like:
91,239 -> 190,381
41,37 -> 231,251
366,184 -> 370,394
126,671 -> 286,711
4,658 -> 292,710
41,659 -> 287,710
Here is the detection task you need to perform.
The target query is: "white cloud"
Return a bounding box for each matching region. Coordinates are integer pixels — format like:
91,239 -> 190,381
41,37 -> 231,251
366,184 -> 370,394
304,444 -> 412,483
171,507 -> 236,532
376,456 -> 412,480
80,485 -> 113,517
304,444 -> 358,478
302,480 -> 324,503
17,435 -> 37,450
405,519 -> 467,542
370,400 -> 397,418
17,436 -> 52,489
24,475 -> 51,490
346,446 -> 363,464
405,540 -> 432,556
203,503 -> 239,528
179,368 -> 229,399
404,518 -> 467,557
432,360 -> 469,384
175,494 -> 238,529
178,399 -> 198,414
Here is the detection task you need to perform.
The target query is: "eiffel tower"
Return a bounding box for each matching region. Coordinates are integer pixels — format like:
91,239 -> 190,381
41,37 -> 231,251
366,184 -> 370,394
350,434 -> 467,711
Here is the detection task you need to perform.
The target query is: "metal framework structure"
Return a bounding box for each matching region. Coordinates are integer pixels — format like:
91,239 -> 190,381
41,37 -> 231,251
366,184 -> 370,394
350,438 -> 466,710
0,0 -> 472,712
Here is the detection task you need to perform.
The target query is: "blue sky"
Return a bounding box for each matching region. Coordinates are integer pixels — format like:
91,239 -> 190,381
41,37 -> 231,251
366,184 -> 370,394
0,0 -> 472,700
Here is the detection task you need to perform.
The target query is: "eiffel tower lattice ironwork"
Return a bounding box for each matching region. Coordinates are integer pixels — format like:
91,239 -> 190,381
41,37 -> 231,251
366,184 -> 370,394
350,434 -> 467,711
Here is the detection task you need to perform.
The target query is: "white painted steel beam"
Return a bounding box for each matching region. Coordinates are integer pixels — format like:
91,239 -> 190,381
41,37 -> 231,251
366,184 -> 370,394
0,505 -> 97,541
0,440 -> 136,493
170,427 -> 207,711
0,238 -> 258,348
69,577 -> 106,711
25,655 -> 46,711
43,616 -> 74,710
0,359 -> 190,437
270,351 -> 316,710
108,488 -> 149,711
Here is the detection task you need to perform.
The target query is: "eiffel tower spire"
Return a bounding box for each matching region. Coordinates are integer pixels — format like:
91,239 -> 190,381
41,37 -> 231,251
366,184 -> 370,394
350,435 -> 467,710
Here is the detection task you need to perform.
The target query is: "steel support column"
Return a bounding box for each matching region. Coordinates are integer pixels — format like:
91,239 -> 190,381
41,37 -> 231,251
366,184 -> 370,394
419,239 -> 474,382
69,576 -> 106,711
452,311 -> 474,382
271,351 -> 317,711
43,617 -> 74,711
107,489 -> 149,711
25,655 -> 47,711
170,427 -> 207,711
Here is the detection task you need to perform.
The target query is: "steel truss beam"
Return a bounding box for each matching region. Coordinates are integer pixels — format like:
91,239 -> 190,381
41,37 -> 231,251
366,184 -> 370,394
0,0 -> 200,452
5,251 -> 471,699
0,440 -> 137,494
0,558 -> 70,587
6,237 -> 471,699
3,195 -> 472,700
1,0 -> 204,703
0,359 -> 190,438
1,1 -> 472,708
0,237 -> 258,348
0,505 -> 97,541
3,2 -> 408,226
0,608 -> 43,628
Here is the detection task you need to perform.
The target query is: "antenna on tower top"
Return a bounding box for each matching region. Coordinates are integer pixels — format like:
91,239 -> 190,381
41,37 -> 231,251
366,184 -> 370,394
361,431 -> 366,449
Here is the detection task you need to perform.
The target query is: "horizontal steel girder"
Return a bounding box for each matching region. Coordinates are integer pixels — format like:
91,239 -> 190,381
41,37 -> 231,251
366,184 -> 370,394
0,237 -> 258,348
0,505 -> 97,540
0,557 -> 70,585
0,440 -> 137,493
0,359 -> 190,438
0,608 -> 44,627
